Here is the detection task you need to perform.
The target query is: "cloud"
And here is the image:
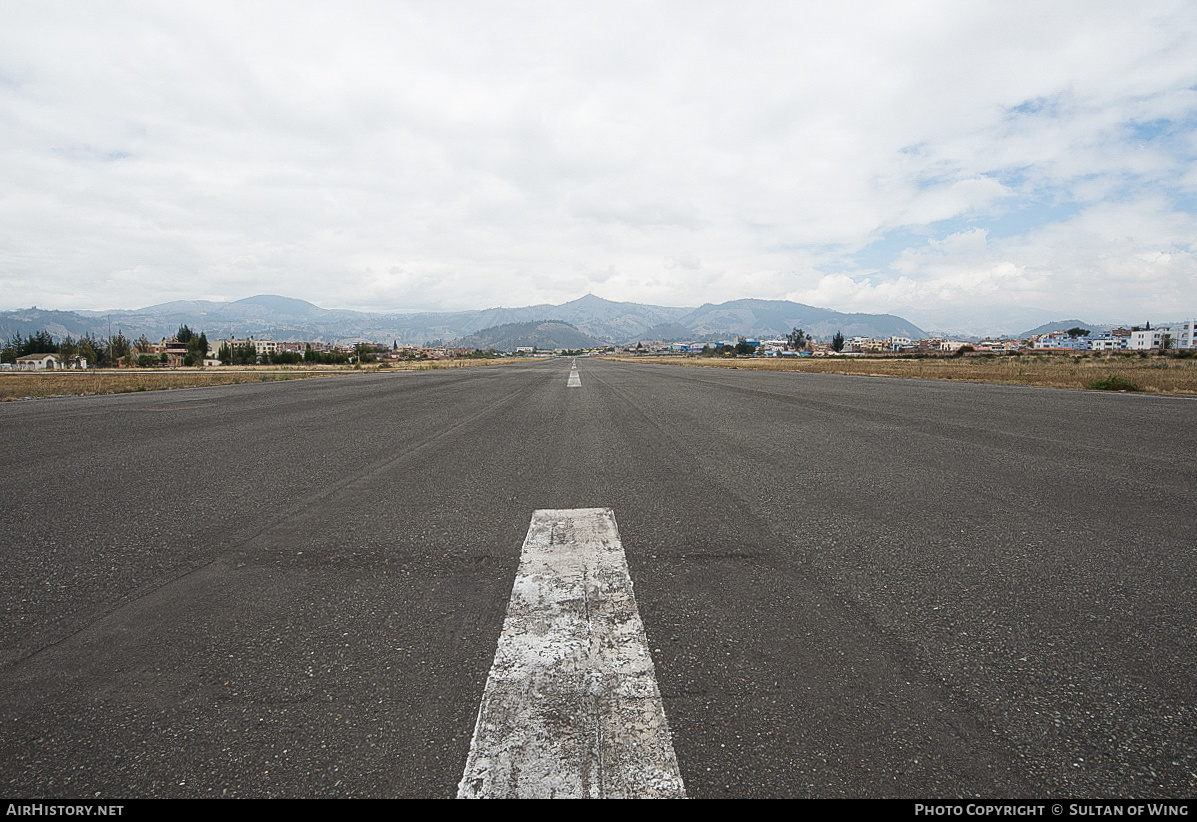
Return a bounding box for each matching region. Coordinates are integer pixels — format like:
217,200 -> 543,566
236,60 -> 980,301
0,1 -> 1195,331
788,198 -> 1197,329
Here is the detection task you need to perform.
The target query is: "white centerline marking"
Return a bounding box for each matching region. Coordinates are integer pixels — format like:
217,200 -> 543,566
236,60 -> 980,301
567,368 -> 581,388
458,508 -> 686,799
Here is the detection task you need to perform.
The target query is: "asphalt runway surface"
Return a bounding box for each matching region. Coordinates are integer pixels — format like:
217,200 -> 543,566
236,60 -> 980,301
1,358 -> 1194,798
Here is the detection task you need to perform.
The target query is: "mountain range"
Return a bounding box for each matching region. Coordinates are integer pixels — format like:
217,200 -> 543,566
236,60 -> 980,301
0,294 -> 928,349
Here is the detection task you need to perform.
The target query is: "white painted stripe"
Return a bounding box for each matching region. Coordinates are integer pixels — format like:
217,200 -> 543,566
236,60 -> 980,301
567,368 -> 581,388
458,508 -> 686,799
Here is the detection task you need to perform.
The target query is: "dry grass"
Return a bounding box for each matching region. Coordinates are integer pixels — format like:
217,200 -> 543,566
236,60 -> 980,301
0,369 -> 332,401
608,353 -> 1197,395
397,358 -> 514,371
0,357 -> 514,401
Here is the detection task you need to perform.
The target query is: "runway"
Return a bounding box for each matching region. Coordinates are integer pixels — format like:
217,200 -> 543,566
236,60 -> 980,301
1,358 -> 1193,797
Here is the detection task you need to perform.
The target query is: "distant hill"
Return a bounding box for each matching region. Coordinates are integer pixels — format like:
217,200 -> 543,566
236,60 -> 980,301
537,294 -> 689,341
677,299 -> 925,340
640,322 -> 696,342
453,321 -> 604,352
60,295 -> 369,343
2,293 -> 926,346
0,307 -> 107,343
1019,320 -> 1098,337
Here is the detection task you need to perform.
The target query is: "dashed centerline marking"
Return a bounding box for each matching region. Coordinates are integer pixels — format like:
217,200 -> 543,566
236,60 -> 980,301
458,508 -> 686,799
567,367 -> 581,388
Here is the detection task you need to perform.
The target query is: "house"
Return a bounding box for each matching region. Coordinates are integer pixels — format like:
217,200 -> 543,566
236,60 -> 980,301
16,353 -> 61,371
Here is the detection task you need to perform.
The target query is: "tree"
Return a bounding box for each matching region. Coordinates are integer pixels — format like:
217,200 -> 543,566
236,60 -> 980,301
13,330 -> 57,356
233,341 -> 258,365
186,331 -> 209,364
77,335 -> 100,366
266,350 -> 301,365
831,331 -> 845,353
217,342 -> 232,365
787,328 -> 807,351
57,334 -> 78,367
106,332 -> 132,364
303,347 -> 348,365
1066,327 -> 1090,339
176,325 -> 193,345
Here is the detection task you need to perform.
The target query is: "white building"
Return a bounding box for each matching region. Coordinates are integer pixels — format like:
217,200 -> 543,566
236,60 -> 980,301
1129,329 -> 1168,350
1170,319 -> 1196,349
15,353 -> 61,370
1127,321 -> 1195,350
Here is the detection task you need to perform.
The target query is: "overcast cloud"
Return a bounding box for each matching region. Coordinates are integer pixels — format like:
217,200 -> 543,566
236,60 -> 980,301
2,1 -> 1195,332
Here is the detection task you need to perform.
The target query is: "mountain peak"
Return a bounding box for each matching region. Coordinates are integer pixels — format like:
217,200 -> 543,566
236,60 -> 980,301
562,294 -> 619,308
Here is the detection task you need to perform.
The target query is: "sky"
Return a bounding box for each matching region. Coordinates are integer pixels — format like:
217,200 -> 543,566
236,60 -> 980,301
2,1 -> 1196,334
